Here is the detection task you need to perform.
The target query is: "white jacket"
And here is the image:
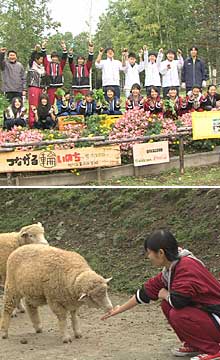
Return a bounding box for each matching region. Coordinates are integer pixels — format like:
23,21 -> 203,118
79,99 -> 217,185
160,56 -> 184,87
95,58 -> 125,87
123,61 -> 144,90
144,50 -> 163,87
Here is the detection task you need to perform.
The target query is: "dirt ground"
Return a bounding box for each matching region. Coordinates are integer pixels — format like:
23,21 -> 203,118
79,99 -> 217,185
0,293 -> 183,360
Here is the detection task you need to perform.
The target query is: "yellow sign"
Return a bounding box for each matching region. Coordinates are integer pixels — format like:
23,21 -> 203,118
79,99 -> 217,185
192,111 -> 220,140
0,146 -> 121,173
133,141 -> 170,167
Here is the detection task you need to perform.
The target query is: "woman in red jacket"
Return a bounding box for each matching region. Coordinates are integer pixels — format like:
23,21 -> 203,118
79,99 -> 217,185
102,229 -> 220,360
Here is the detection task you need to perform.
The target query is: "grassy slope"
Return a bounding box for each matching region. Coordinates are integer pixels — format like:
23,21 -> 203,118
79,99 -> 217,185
90,165 -> 220,186
1,188 -> 220,293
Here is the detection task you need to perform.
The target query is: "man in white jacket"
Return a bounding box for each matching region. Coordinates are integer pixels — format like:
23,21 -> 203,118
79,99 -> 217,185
95,47 -> 125,99
160,49 -> 184,98
144,46 -> 164,96
122,50 -> 145,98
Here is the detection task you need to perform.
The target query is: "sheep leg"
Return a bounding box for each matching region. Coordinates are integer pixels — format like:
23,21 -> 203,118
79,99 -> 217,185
11,299 -> 26,317
17,299 -> 25,313
1,288 -> 18,339
48,301 -> 71,343
25,301 -> 42,334
70,310 -> 82,339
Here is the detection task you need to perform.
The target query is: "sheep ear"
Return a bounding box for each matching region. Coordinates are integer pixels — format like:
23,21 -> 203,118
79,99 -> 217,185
105,277 -> 113,283
37,222 -> 43,227
78,293 -> 87,301
21,232 -> 28,238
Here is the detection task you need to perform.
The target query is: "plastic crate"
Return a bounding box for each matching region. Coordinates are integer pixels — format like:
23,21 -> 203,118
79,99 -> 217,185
100,115 -> 122,128
58,115 -> 84,131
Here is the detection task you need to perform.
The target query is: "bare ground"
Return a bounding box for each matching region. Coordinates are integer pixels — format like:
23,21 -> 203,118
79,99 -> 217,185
0,293 -> 184,360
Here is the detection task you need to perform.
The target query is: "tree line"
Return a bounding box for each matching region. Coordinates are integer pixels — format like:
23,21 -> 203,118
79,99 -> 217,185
0,0 -> 220,87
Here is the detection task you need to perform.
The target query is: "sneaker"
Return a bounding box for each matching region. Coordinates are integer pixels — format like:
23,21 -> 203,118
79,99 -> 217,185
172,343 -> 200,357
191,352 -> 220,360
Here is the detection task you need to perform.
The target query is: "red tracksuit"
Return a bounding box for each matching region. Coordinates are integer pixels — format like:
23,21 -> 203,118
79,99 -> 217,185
144,96 -> 163,115
69,53 -> 93,96
136,256 -> 220,355
42,50 -> 67,105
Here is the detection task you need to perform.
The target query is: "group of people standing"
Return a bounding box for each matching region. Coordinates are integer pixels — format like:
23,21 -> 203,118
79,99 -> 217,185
0,41 -> 217,132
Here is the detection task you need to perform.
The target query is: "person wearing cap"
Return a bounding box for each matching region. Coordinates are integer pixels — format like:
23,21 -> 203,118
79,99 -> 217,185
41,40 -> 68,106
160,49 -> 184,98
122,49 -> 145,98
101,229 -> 220,360
95,47 -> 125,99
68,43 -> 94,96
0,48 -> 26,103
143,45 -> 164,96
182,46 -> 209,94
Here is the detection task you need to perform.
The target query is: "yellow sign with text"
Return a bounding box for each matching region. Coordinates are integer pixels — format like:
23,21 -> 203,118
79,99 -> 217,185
192,111 -> 220,140
0,146 -> 121,173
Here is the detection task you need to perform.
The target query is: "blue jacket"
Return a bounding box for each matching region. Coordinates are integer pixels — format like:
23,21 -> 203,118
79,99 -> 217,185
78,100 -> 101,116
182,57 -> 208,88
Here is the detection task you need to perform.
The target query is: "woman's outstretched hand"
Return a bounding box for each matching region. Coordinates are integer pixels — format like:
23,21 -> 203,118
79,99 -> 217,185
101,305 -> 121,320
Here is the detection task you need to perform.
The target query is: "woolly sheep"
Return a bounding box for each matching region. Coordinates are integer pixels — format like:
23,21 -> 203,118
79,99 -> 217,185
1,244 -> 113,343
0,222 -> 48,286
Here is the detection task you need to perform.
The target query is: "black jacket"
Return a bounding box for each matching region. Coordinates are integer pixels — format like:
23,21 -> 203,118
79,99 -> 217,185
182,57 -> 209,88
202,93 -> 220,110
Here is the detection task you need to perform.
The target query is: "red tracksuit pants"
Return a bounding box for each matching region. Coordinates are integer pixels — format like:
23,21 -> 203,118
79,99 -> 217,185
28,87 -> 43,128
161,300 -> 220,355
73,89 -> 90,97
47,88 -> 57,106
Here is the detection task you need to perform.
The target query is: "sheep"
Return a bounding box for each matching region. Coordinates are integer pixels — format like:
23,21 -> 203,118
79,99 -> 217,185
0,222 -> 48,286
0,244 -> 113,343
0,223 -> 48,314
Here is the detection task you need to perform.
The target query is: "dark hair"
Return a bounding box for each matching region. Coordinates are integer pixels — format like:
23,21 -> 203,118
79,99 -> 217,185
106,86 -> 116,96
150,86 -> 159,94
208,84 -> 216,91
190,46 -> 198,52
11,97 -> 22,117
77,55 -> 85,62
7,50 -> 17,56
131,83 -> 141,91
148,51 -> 157,57
85,91 -> 94,97
168,87 -> 178,92
29,51 -> 44,67
128,52 -> 137,59
51,51 -> 59,59
38,94 -> 51,119
192,85 -> 201,90
166,49 -> 176,57
105,47 -> 114,54
144,229 -> 179,261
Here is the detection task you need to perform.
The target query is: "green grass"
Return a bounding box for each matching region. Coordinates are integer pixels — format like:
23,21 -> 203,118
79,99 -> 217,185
1,189 -> 220,293
90,164 -> 220,186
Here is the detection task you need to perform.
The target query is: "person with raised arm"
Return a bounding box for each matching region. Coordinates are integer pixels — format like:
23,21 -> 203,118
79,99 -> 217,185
95,47 -> 125,99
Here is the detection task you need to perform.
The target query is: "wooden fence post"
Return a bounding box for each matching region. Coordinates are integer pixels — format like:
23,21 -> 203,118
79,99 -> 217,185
97,167 -> 102,185
6,173 -> 13,186
179,136 -> 185,175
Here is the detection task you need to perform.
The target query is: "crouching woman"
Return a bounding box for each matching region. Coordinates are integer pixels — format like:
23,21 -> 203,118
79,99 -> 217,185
33,94 -> 57,130
102,230 -> 220,360
4,97 -> 27,130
